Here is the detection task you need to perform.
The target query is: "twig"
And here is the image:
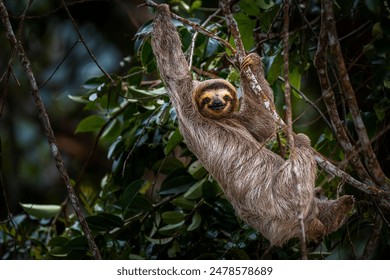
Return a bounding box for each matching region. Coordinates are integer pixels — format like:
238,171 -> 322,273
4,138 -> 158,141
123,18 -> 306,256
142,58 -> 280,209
277,76 -> 333,129
121,106 -> 161,177
313,152 -> 384,196
282,0 -> 307,260
361,214 -> 383,259
219,0 -> 285,129
283,0 -> 293,148
75,102 -> 131,190
144,0 -> 235,54
0,140 -> 12,223
0,0 -> 101,260
39,40 -> 80,89
323,0 -> 389,190
0,0 -> 29,116
188,7 -> 221,70
59,0 -> 114,85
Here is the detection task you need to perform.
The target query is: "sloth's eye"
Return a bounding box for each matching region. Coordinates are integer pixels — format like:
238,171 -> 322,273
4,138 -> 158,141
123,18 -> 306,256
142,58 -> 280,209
202,98 -> 211,104
223,95 -> 231,101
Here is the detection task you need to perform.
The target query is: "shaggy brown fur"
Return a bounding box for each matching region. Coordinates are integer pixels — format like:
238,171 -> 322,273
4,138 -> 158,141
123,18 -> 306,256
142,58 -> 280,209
151,4 -> 354,246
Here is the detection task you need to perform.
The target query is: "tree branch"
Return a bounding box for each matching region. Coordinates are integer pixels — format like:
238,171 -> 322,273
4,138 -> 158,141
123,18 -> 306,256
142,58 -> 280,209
322,0 -> 389,190
219,0 -> 285,129
0,0 -> 101,260
313,0 -> 375,187
282,0 -> 307,259
144,0 -> 235,54
59,0 -> 114,85
188,7 -> 221,70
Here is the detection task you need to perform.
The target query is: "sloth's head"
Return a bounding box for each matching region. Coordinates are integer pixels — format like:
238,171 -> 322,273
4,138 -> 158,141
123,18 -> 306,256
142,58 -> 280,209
192,79 -> 238,119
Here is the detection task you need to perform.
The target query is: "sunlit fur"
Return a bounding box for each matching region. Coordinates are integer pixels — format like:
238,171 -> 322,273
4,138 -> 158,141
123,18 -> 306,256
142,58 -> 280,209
151,5 -> 354,246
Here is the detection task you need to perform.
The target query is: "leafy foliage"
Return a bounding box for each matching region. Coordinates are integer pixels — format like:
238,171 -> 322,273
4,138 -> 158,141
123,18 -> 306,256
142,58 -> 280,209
1,0 -> 389,260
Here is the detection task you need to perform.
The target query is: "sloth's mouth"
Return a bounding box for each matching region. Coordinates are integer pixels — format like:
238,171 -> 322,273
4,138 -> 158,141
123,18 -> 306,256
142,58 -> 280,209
208,104 -> 226,111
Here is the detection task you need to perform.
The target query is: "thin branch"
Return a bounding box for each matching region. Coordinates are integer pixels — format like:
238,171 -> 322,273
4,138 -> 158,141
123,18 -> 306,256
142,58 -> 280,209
313,1 -> 374,187
0,0 -> 29,116
75,101 -> 131,190
277,76 -> 333,129
39,40 -> 80,89
188,8 -> 221,70
0,0 -> 101,260
0,140 -> 12,224
219,0 -> 285,130
59,0 -> 114,85
283,0 -> 293,149
10,0 -> 111,20
144,0 -> 235,54
121,106 -> 161,177
323,0 -> 389,189
282,0 -> 307,260
361,214 -> 382,259
314,152 -> 385,197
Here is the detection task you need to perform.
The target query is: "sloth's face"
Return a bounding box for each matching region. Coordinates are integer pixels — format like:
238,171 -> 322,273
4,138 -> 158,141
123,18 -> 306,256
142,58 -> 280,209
197,89 -> 238,119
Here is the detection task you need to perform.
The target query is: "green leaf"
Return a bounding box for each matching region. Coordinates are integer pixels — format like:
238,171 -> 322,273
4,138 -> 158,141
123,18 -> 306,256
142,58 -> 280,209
145,236 -> 173,245
171,197 -> 196,210
65,236 -> 88,251
190,0 -> 202,12
48,236 -> 69,247
290,68 -> 301,91
68,94 -> 89,104
187,211 -> 202,231
202,180 -> 221,203
188,160 -> 207,179
160,174 -> 195,195
86,213 -> 123,231
75,115 -> 106,133
267,52 -> 283,85
162,211 -> 186,224
126,86 -> 165,102
141,40 -> 153,68
239,0 -> 261,16
204,38 -> 220,58
164,128 -> 183,155
289,68 -> 302,98
20,203 -> 61,219
101,119 -> 121,142
374,98 -> 390,121
125,195 -> 152,213
159,221 -> 185,233
258,0 -> 275,10
152,158 -> 184,174
121,179 -> 148,212
167,241 -> 181,258
184,178 -> 205,200
234,12 -> 256,50
48,246 -> 70,258
126,66 -> 144,86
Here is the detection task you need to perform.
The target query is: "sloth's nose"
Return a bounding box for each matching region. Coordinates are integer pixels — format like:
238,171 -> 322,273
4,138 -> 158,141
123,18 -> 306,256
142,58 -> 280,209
212,100 -> 224,106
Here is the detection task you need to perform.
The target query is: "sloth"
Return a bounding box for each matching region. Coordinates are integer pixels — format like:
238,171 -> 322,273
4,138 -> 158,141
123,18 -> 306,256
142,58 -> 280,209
151,4 -> 354,246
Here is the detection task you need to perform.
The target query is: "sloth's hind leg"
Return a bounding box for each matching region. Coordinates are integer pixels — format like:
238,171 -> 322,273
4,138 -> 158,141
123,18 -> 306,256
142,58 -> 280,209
316,195 -> 355,234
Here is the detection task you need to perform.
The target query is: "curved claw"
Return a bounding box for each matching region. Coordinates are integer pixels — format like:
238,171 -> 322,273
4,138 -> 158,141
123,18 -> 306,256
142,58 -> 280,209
240,53 -> 261,71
